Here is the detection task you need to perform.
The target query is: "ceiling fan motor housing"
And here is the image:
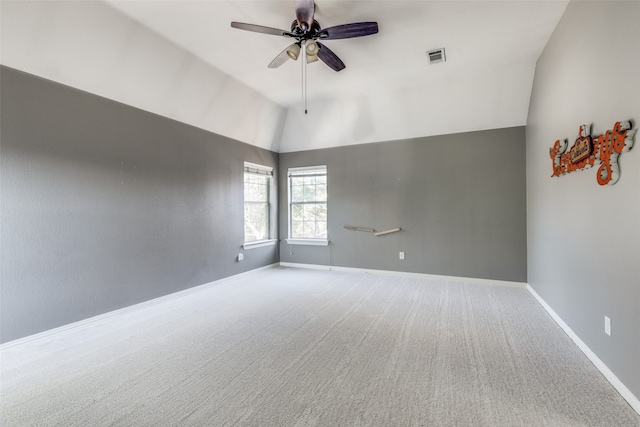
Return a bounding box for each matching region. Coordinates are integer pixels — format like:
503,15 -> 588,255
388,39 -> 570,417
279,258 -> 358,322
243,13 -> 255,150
291,20 -> 321,39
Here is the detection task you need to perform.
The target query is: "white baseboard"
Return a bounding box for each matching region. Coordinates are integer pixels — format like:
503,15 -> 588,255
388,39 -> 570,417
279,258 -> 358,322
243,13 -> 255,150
527,285 -> 640,416
278,262 -> 333,271
279,262 -> 527,288
0,263 -> 279,351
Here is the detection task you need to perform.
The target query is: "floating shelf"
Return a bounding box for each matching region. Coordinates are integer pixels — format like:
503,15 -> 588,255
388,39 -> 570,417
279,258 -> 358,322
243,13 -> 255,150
344,225 -> 401,237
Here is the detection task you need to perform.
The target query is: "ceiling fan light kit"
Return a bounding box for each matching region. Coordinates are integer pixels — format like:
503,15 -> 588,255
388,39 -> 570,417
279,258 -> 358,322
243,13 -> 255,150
230,0 -> 378,113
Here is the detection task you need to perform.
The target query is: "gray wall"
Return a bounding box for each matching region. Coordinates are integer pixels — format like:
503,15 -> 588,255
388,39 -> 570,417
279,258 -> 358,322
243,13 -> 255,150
526,2 -> 639,399
0,66 -> 278,343
279,127 -> 527,283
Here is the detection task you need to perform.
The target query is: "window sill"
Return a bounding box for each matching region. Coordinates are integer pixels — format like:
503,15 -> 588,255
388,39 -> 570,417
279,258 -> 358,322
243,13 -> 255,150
286,239 -> 329,247
243,239 -> 277,250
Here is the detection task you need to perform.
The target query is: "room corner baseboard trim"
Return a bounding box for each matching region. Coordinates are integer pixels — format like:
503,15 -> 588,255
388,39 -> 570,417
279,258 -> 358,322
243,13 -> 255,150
527,285 -> 640,416
0,263 -> 279,351
279,262 -> 333,271
279,262 -> 527,288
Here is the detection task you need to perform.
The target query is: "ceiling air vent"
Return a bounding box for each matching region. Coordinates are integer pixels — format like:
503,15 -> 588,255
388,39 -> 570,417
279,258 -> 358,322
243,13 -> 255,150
427,48 -> 446,64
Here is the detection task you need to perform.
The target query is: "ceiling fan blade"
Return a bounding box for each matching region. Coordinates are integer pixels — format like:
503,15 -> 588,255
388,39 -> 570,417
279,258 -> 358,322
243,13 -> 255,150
294,0 -> 315,29
317,42 -> 345,72
231,22 -> 291,37
318,22 -> 379,40
269,44 -> 298,68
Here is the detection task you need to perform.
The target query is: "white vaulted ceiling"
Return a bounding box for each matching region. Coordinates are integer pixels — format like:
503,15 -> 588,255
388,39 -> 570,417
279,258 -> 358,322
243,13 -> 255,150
1,0 -> 568,152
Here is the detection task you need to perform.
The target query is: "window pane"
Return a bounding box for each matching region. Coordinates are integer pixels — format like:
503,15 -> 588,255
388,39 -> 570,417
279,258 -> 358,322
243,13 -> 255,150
303,184 -> 316,202
245,174 -> 269,203
245,202 -> 268,241
292,204 -> 304,222
256,182 -> 268,201
303,204 -> 317,222
316,203 -> 327,221
292,221 -> 304,237
317,221 -> 327,238
316,184 -> 327,202
303,221 -> 316,238
291,183 -> 304,203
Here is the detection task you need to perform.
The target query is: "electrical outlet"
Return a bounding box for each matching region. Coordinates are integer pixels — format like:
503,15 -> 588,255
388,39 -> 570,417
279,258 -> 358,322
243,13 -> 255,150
604,315 -> 611,336
237,253 -> 244,262
399,252 -> 405,260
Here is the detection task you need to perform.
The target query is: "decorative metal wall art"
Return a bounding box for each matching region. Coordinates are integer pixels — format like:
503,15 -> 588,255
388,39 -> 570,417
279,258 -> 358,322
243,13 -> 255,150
549,121 -> 636,185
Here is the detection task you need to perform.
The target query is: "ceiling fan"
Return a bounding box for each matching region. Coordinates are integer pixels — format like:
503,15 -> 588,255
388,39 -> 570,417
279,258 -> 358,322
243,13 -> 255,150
230,0 -> 379,72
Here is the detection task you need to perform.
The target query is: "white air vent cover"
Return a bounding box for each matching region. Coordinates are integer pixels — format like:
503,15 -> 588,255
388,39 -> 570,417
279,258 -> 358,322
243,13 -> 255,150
427,48 -> 446,64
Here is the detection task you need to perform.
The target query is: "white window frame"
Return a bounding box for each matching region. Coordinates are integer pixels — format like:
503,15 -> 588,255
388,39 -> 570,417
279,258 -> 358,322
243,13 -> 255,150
287,165 -> 328,246
243,162 -> 277,250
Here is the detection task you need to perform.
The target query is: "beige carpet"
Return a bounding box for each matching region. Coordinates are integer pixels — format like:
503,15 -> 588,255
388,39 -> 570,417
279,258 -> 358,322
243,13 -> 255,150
1,266 -> 639,426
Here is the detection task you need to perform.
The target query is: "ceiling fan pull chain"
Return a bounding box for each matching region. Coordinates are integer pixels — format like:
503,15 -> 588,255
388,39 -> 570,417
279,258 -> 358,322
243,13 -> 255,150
303,42 -> 308,114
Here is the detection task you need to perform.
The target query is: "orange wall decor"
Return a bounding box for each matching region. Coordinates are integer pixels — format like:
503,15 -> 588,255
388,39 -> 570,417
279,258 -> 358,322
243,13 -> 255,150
550,121 -> 636,185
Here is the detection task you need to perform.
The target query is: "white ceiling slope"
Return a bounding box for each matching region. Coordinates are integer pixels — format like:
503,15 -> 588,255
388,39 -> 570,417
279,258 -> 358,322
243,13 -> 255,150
0,0 -> 286,152
1,1 -> 569,153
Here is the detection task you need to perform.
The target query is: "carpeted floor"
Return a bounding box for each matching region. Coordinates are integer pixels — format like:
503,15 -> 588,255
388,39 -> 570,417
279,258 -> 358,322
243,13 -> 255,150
1,266 -> 639,426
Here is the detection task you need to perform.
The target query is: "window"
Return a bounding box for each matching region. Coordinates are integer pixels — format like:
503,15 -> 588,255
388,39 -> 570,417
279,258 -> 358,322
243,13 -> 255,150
243,162 -> 275,249
287,166 -> 328,245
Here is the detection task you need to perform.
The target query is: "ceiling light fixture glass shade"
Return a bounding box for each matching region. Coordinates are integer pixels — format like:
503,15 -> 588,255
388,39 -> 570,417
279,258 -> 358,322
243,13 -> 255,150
305,41 -> 318,56
286,43 -> 301,60
305,41 -> 319,63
